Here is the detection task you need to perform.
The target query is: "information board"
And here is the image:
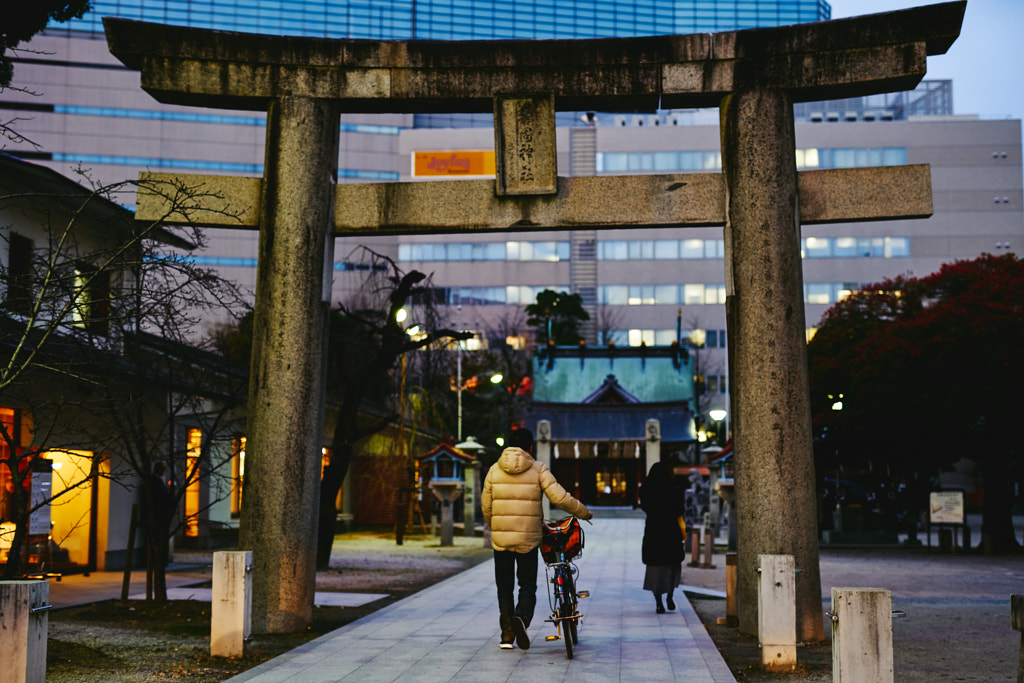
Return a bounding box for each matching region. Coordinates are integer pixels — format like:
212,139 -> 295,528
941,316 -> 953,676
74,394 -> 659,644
929,490 -> 965,525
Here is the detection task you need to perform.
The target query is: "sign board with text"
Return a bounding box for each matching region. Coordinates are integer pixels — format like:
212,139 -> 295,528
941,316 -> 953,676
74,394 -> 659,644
929,490 -> 965,525
413,150 -> 495,178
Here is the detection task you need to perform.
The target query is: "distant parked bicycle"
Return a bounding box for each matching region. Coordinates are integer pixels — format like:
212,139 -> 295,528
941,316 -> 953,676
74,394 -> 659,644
541,515 -> 590,659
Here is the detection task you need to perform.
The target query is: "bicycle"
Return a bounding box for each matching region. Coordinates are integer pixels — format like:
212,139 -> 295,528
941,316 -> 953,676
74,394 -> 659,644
540,515 -> 590,659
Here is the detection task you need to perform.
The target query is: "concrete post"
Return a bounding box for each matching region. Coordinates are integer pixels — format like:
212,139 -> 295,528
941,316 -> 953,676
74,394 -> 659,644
238,96 -> 339,633
211,551 -> 253,658
462,463 -> 478,537
830,587 -> 894,683
721,88 -> 824,643
0,580 -> 50,683
725,552 -> 739,627
757,554 -> 797,672
1011,594 -> 1023,683
645,419 -> 661,476
703,523 -> 716,568
536,420 -> 552,519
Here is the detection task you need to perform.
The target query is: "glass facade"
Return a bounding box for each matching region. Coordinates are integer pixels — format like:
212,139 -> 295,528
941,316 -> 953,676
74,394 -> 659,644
597,147 -> 907,174
54,0 -> 830,39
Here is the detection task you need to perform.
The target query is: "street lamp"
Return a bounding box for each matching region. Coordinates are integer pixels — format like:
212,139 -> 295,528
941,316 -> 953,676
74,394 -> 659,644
455,329 -> 499,441
709,408 -> 728,446
457,334 -> 465,441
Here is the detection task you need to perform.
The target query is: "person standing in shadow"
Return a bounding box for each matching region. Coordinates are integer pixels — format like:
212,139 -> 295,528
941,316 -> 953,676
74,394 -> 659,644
640,461 -> 686,613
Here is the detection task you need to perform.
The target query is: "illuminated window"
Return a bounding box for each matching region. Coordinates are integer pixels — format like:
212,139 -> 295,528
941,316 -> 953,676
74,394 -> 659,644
185,428 -> 202,537
72,264 -> 111,335
805,284 -> 832,304
231,436 -> 245,518
804,237 -> 831,258
683,284 -> 706,305
627,329 -> 655,347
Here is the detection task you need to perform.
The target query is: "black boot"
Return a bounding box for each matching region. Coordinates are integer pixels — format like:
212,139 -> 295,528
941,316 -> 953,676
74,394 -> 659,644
666,593 -> 676,611
655,594 -> 666,614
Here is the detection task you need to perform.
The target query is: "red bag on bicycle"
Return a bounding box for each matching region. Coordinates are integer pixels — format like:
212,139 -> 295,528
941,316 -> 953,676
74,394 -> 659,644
541,516 -> 584,563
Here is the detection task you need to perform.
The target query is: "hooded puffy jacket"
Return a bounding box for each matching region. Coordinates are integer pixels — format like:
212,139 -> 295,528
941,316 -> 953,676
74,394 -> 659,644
482,446 -> 591,553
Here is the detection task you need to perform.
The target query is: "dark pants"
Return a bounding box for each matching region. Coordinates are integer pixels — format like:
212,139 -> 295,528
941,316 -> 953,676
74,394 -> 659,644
494,547 -> 539,639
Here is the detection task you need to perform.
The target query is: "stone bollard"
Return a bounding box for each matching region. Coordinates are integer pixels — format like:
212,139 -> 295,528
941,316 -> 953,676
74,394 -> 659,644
0,580 -> 50,683
211,551 -> 252,658
725,552 -> 739,627
688,526 -> 701,566
702,525 -> 716,568
830,587 -> 894,683
757,554 -> 797,672
1011,594 -> 1023,683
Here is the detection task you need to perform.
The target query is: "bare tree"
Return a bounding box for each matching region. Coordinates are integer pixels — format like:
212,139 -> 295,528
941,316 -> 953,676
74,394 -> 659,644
593,303 -> 623,345
1,163 -> 248,591
681,315 -> 726,458
215,248 -> 469,568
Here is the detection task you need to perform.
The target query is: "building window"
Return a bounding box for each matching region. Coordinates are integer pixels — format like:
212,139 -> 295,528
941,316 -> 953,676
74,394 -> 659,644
231,436 -> 244,518
72,264 -> 111,336
599,147 -> 905,175
6,233 -> 34,315
398,240 -> 568,262
802,236 -> 909,259
627,329 -> 656,347
185,428 -> 202,537
597,238 -> 725,261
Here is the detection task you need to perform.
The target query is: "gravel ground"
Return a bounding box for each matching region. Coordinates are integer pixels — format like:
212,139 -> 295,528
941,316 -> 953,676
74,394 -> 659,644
46,531 -> 492,682
45,532 -> 1024,682
685,547 -> 1024,682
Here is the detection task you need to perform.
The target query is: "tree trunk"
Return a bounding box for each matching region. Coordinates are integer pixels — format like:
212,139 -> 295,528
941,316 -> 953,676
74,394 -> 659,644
980,457 -> 1020,555
316,453 -> 350,570
1,515 -> 27,578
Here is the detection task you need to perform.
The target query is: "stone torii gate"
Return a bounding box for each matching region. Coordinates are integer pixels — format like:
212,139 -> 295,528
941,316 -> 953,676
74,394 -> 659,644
105,1 -> 965,637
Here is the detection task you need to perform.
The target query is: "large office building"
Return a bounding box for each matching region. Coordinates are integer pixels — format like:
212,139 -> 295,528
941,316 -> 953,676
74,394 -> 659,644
4,0 -> 1022,429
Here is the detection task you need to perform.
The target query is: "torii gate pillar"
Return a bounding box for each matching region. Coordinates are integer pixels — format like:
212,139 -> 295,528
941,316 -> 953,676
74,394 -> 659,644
721,89 -> 821,640
239,97 -> 338,632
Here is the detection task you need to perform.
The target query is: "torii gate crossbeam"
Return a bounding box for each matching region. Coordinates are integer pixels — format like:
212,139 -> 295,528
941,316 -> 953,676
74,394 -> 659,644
106,1 -> 965,640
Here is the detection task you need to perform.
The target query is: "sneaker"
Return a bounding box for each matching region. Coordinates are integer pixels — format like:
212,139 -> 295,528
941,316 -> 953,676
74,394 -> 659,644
511,616 -> 531,650
499,640 -> 514,650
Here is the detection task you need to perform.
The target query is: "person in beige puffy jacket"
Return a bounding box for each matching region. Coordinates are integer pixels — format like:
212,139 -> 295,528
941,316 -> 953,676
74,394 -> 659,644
482,427 -> 592,650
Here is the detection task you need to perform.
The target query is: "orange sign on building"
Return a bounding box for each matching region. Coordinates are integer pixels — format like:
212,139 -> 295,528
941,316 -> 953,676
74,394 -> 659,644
413,150 -> 496,177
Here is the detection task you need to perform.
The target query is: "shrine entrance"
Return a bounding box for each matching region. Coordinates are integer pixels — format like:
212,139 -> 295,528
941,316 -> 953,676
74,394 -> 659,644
105,1 -> 965,637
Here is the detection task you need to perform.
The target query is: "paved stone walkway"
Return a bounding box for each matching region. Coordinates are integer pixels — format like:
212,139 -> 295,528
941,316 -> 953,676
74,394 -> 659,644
227,518 -> 735,682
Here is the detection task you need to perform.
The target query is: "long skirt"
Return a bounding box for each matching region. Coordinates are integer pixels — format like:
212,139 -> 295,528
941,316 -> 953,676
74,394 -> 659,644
642,563 -> 682,593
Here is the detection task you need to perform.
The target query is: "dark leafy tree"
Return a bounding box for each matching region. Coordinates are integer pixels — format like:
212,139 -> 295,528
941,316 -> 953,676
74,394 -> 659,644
2,1 -> 91,147
808,254 -> 1024,553
525,289 -> 589,345
458,309 -> 532,462
1,1 -> 90,87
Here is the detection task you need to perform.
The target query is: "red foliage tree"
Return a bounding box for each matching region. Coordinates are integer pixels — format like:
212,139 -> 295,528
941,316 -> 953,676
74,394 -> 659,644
808,254 -> 1023,553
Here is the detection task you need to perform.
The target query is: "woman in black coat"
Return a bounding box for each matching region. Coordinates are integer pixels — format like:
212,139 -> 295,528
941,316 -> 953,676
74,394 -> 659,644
640,461 -> 686,613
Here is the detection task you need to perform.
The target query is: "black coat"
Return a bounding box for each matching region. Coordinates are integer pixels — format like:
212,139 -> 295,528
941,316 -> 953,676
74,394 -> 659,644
640,475 -> 685,566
